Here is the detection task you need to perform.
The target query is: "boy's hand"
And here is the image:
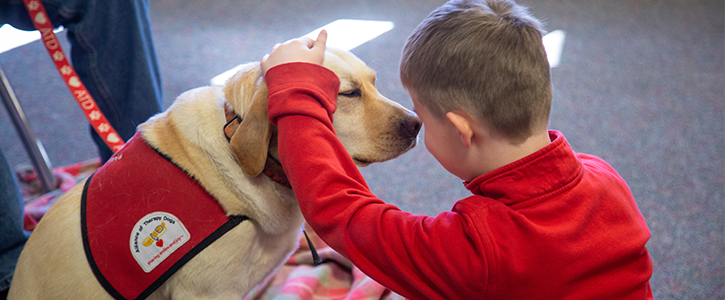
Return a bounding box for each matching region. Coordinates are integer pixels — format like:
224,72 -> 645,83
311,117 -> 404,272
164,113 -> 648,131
260,30 -> 327,74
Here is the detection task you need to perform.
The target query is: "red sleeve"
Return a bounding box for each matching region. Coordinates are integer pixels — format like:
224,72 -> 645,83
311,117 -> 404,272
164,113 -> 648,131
266,63 -> 489,299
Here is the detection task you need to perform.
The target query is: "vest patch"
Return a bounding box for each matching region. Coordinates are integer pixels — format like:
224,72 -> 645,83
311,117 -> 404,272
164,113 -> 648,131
130,212 -> 190,273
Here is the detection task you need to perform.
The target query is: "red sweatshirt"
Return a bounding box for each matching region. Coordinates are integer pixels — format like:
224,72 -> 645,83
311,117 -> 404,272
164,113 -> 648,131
266,63 -> 653,300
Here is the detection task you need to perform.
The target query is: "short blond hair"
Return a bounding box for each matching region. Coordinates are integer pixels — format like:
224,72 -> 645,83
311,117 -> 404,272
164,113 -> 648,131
400,0 -> 552,143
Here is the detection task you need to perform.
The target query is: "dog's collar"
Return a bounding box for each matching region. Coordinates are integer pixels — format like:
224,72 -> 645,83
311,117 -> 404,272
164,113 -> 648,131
224,102 -> 322,265
224,102 -> 291,189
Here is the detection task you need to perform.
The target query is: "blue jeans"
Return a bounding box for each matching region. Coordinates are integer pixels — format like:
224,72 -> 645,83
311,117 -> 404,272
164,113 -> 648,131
1,0 -> 163,162
0,149 -> 28,292
0,0 -> 163,291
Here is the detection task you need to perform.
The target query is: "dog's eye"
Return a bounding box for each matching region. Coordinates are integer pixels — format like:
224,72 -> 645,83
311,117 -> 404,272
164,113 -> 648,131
339,89 -> 362,98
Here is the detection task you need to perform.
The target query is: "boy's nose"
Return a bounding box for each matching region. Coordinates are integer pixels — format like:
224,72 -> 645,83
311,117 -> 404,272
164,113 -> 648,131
400,114 -> 422,138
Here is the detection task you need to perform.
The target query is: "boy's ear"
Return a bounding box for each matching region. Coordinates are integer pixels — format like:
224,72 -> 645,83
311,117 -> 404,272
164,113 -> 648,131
446,111 -> 474,148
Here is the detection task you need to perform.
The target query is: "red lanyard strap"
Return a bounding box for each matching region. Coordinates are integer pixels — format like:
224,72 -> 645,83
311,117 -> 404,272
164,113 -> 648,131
22,0 -> 125,152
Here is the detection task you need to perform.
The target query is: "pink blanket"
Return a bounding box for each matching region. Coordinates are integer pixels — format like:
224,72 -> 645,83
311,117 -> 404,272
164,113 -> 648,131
245,224 -> 403,300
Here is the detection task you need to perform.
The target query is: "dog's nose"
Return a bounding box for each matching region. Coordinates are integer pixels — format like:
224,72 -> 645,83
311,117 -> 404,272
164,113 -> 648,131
400,114 -> 422,138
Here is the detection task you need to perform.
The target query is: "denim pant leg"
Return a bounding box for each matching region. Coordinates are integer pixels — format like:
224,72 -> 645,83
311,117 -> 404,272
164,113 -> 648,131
0,148 -> 30,292
0,0 -> 163,162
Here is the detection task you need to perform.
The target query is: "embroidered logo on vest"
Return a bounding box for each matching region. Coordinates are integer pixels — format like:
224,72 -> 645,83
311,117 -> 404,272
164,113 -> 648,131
130,212 -> 190,273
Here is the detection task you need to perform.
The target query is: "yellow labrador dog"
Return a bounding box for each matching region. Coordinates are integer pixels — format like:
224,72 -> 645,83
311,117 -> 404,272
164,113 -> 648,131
9,47 -> 420,300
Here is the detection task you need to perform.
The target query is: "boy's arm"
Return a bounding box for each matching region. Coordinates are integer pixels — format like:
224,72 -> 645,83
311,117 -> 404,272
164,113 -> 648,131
261,32 -> 489,298
266,63 -> 488,299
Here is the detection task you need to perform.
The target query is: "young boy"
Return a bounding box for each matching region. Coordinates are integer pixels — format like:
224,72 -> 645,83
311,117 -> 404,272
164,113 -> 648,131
261,0 -> 653,299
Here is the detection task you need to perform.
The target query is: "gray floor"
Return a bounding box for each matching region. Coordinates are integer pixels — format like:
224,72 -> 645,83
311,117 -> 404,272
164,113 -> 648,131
1,0 -> 723,298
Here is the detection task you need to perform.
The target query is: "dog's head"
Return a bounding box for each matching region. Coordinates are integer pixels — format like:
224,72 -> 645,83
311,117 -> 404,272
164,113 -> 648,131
223,47 -> 421,177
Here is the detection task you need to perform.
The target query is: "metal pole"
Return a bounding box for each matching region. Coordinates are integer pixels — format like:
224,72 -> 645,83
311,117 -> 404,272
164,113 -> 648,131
0,65 -> 56,193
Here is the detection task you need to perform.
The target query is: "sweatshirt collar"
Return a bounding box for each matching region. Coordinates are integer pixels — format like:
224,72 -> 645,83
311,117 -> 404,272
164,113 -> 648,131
464,131 -> 583,208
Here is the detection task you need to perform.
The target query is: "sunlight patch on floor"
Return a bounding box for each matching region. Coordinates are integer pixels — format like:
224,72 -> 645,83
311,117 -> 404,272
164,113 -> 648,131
0,24 -> 64,54
210,19 -> 394,86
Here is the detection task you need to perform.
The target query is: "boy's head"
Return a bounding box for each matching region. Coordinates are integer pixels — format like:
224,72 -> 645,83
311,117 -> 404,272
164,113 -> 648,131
400,0 -> 552,144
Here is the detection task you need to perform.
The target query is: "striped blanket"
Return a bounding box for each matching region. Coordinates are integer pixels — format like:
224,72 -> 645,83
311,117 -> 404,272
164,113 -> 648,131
245,223 -> 403,300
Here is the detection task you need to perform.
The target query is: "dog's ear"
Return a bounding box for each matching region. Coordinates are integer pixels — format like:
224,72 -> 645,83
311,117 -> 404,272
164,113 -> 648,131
223,63 -> 274,177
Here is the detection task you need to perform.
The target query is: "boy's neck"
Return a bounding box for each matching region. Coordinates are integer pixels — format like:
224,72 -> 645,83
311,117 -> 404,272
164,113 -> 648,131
474,129 -> 551,180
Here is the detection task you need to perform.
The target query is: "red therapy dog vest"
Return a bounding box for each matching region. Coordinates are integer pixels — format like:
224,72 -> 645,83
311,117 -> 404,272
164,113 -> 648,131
81,132 -> 247,300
